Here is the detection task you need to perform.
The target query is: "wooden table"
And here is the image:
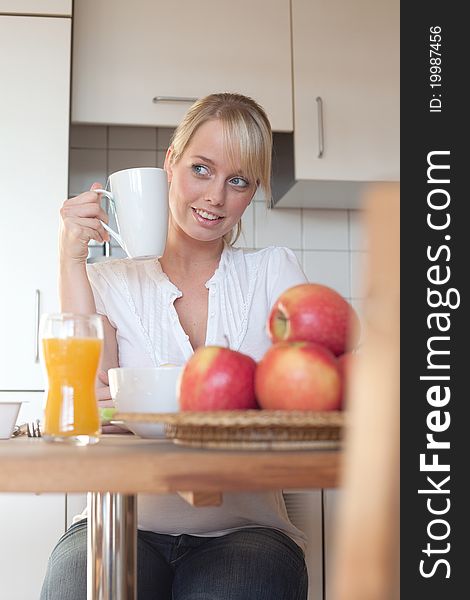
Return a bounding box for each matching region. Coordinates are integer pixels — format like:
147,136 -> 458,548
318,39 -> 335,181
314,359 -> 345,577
0,435 -> 341,600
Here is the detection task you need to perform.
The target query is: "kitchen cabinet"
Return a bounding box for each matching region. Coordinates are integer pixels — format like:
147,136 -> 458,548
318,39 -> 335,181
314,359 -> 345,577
0,494 -> 65,600
0,392 -> 66,600
323,489 -> 341,598
291,0 -> 399,182
284,491 -> 323,600
0,14 -> 70,593
0,15 -> 71,390
0,0 -> 71,15
284,489 -> 342,599
71,0 -> 292,131
66,493 -> 87,528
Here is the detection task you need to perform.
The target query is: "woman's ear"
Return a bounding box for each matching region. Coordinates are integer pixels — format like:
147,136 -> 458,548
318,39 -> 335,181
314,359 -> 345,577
164,146 -> 174,182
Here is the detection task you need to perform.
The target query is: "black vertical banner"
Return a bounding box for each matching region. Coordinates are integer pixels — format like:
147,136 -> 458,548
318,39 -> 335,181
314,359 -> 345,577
401,2 -> 466,598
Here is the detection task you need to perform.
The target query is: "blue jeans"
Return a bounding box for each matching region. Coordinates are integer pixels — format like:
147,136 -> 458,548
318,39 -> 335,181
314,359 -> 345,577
40,520 -> 308,599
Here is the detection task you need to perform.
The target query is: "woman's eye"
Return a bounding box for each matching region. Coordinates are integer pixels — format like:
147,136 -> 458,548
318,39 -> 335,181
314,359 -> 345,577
229,176 -> 249,188
192,164 -> 210,176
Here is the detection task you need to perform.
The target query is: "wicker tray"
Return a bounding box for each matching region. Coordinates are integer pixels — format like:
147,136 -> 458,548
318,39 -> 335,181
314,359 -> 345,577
114,410 -> 344,450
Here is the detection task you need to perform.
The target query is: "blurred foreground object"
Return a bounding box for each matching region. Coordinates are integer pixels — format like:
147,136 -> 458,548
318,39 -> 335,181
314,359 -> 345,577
330,183 -> 400,600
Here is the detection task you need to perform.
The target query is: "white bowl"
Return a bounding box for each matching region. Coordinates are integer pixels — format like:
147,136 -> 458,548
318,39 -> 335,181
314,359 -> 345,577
0,402 -> 22,439
108,366 -> 183,438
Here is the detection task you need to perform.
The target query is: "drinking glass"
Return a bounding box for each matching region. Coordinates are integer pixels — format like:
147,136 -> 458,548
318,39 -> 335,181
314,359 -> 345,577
40,313 -> 104,445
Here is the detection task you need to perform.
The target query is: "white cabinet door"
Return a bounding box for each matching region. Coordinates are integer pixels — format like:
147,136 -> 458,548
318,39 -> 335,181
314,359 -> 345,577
283,491 -> 323,600
71,0 -> 292,131
0,391 -> 65,600
0,0 -> 72,15
66,493 -> 87,528
0,16 -> 70,390
292,0 -> 399,181
0,493 -> 65,600
323,489 -> 341,599
0,391 -> 65,599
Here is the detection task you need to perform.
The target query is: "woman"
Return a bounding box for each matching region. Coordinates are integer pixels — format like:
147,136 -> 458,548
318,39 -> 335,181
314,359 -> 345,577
41,93 -> 309,600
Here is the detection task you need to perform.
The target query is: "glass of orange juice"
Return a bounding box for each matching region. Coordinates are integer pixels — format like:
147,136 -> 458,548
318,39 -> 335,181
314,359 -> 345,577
40,313 -> 104,445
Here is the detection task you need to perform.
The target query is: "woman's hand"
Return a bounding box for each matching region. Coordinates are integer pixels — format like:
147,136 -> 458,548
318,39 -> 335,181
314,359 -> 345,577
97,370 -> 132,435
97,369 -> 113,407
59,182 -> 110,263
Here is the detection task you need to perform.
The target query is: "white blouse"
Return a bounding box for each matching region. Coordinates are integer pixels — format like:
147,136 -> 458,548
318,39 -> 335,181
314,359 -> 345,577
86,244 -> 309,549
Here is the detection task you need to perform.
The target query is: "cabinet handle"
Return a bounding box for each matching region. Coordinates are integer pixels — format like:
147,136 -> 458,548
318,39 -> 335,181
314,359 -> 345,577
152,96 -> 198,104
34,289 -> 41,363
316,96 -> 324,158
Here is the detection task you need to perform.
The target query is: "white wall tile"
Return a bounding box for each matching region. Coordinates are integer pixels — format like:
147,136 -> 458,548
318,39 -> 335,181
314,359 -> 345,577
350,251 -> 368,298
70,125 -> 107,149
108,126 -> 157,150
157,150 -> 167,169
252,185 -> 268,205
302,209 -> 348,250
303,251 -> 350,298
107,150 -> 158,175
233,202 -> 254,248
349,209 -> 368,250
69,149 -> 107,195
157,127 -> 175,150
292,250 -> 303,270
254,203 -> 302,249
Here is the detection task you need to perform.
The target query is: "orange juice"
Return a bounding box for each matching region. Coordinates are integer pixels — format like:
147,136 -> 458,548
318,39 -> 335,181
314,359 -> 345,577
42,337 -> 102,438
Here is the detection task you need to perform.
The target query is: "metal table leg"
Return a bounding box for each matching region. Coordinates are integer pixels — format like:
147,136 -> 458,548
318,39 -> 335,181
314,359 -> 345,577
87,492 -> 137,600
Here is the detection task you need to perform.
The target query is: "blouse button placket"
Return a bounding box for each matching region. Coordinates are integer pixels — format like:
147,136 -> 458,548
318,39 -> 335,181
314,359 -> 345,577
169,292 -> 192,357
206,283 -> 218,345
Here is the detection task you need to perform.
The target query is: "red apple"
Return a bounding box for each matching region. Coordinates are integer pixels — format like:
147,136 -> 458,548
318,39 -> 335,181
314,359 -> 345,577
268,283 -> 360,356
178,346 -> 258,411
255,341 -> 342,411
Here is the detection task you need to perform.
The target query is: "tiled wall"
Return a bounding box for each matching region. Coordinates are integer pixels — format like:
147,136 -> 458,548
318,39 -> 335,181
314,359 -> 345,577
69,125 -> 368,325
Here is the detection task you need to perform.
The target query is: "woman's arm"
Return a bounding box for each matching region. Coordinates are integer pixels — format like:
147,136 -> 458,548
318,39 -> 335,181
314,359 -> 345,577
58,182 -> 119,377
59,181 -> 108,312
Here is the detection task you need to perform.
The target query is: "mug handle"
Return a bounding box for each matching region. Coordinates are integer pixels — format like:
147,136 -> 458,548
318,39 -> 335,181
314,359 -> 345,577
93,189 -> 125,250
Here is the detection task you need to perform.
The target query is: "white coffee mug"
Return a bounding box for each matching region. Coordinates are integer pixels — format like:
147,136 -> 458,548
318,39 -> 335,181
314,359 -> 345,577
95,167 -> 169,259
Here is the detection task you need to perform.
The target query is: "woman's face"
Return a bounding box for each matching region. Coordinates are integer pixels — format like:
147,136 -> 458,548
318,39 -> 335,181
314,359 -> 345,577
164,119 -> 257,243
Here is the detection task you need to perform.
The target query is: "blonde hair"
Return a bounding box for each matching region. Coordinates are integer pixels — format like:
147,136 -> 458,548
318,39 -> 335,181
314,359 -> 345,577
168,93 -> 273,245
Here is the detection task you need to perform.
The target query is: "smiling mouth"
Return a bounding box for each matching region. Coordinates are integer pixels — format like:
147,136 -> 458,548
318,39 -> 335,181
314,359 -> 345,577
191,207 -> 224,221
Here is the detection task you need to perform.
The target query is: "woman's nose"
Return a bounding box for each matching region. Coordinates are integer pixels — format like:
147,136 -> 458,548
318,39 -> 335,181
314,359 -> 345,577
205,179 -> 226,205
